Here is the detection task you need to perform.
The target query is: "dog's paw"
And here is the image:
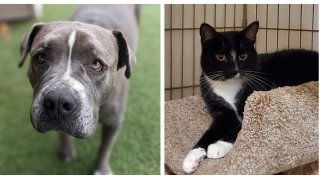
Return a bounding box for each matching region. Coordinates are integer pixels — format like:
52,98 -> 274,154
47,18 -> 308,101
58,144 -> 77,163
207,141 -> 233,159
93,170 -> 113,175
182,148 -> 206,174
93,165 -> 113,175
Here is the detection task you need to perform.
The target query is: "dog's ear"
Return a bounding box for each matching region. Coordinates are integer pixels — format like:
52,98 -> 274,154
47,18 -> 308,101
112,31 -> 136,79
19,23 -> 44,68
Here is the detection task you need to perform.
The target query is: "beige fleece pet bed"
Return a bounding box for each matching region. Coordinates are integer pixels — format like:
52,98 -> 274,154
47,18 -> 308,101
165,81 -> 318,175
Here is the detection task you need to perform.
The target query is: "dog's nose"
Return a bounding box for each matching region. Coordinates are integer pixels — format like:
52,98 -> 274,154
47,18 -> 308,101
43,90 -> 76,119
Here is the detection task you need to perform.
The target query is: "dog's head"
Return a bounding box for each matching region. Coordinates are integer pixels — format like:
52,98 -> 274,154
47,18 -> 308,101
19,21 -> 135,138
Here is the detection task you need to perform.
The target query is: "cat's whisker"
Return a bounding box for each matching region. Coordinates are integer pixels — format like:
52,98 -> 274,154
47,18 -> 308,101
243,70 -> 271,75
244,74 -> 269,90
202,73 -> 225,81
206,71 -> 224,75
245,73 -> 274,89
199,77 -> 215,85
203,85 -> 211,98
210,77 -> 224,87
204,75 -> 221,81
200,77 -> 213,91
207,73 -> 223,76
207,75 -> 224,81
243,74 -> 262,89
245,72 -> 275,85
205,73 -> 224,78
242,76 -> 256,90
209,78 -> 224,94
244,75 -> 267,90
204,90 -> 214,98
243,75 -> 261,90
201,73 -> 222,78
199,79 -> 211,87
245,72 -> 277,89
202,76 -> 224,98
206,72 -> 223,76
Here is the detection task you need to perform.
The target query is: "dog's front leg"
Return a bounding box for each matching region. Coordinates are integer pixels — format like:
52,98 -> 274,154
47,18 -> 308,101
94,123 -> 121,175
58,132 -> 77,162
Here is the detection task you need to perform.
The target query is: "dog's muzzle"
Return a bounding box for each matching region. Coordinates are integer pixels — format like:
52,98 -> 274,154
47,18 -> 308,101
31,82 -> 96,138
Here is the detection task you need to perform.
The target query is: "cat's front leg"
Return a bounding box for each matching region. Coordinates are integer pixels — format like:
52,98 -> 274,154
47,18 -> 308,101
182,115 -> 240,174
182,147 -> 206,174
182,123 -> 220,174
182,141 -> 234,174
206,125 -> 240,159
206,140 -> 233,159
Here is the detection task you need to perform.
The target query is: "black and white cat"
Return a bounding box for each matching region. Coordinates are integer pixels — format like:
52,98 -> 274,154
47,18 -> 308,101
182,21 -> 318,174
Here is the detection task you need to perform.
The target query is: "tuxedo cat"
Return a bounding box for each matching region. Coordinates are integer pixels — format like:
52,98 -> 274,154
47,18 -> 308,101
182,21 -> 318,174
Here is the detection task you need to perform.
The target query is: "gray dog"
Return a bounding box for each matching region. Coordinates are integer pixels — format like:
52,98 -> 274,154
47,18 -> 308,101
18,5 -> 139,174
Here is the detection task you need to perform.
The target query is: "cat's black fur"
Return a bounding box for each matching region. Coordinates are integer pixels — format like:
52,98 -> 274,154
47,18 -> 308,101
194,21 -> 319,151
259,50 -> 318,87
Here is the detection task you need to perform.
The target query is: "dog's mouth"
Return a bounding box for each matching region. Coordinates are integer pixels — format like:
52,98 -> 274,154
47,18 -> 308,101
30,82 -> 98,138
31,106 -> 97,138
34,118 -> 94,139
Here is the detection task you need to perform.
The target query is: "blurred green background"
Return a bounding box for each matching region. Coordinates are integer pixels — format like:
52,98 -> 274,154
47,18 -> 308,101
0,4 -> 160,174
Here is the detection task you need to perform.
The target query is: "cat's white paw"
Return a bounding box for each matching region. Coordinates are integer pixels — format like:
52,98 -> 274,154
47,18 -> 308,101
207,141 -> 233,159
182,148 -> 206,174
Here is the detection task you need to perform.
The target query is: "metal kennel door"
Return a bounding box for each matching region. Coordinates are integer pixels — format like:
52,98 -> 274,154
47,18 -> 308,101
165,4 -> 319,100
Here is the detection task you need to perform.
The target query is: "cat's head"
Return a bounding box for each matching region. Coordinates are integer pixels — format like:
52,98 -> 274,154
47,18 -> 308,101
200,21 -> 259,81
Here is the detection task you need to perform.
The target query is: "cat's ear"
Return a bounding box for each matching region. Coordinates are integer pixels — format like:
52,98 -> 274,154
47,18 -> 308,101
243,21 -> 259,41
200,23 -> 216,44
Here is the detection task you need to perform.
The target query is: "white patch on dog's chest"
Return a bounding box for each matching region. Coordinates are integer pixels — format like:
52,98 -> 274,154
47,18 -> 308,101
205,75 -> 243,111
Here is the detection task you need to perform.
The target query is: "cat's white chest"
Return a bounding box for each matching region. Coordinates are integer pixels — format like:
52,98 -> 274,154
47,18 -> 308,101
205,75 -> 243,111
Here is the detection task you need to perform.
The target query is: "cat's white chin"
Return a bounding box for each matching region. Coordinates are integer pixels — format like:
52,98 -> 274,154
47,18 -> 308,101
234,72 -> 241,78
182,147 -> 206,174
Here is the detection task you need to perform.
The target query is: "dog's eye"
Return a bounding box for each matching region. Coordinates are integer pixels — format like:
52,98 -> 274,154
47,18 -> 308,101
216,54 -> 226,61
239,53 -> 248,60
91,59 -> 104,71
36,53 -> 45,64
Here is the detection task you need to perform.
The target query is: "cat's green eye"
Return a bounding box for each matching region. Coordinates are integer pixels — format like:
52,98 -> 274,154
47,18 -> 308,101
216,54 -> 226,61
239,53 -> 248,60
